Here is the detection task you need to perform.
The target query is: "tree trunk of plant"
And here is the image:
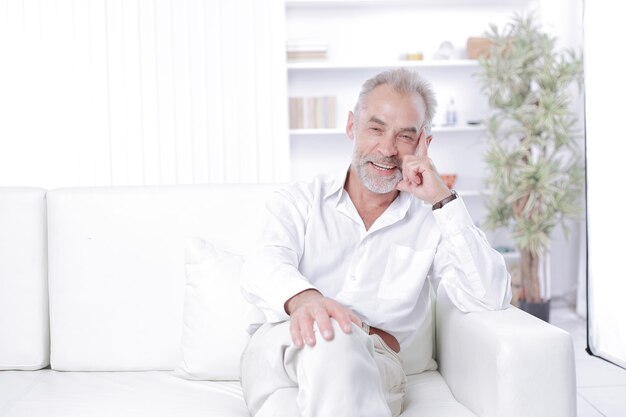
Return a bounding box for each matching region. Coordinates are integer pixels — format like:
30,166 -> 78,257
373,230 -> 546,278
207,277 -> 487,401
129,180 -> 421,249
519,247 -> 542,303
512,188 -> 543,303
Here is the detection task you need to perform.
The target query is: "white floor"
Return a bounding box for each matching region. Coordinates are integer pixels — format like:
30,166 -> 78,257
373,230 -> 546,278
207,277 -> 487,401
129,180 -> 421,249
550,299 -> 626,416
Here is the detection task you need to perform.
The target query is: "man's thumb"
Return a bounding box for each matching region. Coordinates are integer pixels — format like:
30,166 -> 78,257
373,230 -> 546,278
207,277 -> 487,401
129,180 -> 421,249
396,179 -> 411,192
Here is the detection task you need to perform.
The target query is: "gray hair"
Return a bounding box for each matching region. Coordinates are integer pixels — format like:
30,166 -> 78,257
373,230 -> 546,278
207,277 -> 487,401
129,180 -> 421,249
353,68 -> 437,135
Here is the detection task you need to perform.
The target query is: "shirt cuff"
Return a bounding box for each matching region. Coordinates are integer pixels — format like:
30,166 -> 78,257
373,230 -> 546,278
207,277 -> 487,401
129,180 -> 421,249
260,269 -> 319,318
431,197 -> 475,237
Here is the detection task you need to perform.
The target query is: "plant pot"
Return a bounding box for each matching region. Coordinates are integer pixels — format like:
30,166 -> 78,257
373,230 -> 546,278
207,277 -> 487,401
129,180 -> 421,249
518,299 -> 551,323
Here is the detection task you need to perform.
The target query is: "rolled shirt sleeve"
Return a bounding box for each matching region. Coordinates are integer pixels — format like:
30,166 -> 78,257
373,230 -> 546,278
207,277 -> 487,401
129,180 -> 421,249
430,197 -> 512,312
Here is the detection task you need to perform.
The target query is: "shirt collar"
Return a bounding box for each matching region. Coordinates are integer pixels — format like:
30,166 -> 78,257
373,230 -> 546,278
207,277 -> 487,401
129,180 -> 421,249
323,165 -> 350,203
387,189 -> 413,221
324,164 -> 414,230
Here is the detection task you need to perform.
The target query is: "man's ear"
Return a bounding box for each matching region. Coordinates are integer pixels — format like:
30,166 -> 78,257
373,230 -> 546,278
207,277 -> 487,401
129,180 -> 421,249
346,111 -> 355,140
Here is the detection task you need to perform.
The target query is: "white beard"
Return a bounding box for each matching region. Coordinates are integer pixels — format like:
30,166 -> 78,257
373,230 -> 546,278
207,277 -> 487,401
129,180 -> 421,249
351,148 -> 402,194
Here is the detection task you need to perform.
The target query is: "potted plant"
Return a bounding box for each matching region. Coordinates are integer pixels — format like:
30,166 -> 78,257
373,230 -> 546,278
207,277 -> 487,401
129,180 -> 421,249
475,13 -> 584,321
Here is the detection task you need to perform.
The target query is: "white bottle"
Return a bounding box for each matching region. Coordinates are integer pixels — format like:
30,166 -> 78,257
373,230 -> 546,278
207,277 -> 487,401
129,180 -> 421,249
446,98 -> 457,126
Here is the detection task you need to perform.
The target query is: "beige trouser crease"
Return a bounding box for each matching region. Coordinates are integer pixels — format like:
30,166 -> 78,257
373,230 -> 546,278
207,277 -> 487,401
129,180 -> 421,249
240,320 -> 407,417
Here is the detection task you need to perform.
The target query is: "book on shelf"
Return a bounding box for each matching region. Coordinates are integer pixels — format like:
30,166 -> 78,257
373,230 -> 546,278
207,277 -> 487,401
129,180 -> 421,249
287,50 -> 327,61
289,96 -> 336,129
287,40 -> 328,62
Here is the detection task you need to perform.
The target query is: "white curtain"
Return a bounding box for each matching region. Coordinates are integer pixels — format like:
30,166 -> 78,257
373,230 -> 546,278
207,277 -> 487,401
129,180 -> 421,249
584,0 -> 626,368
0,0 -> 289,188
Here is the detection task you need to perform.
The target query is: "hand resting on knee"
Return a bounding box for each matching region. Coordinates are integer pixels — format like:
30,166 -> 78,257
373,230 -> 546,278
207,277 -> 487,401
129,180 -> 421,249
284,289 -> 362,348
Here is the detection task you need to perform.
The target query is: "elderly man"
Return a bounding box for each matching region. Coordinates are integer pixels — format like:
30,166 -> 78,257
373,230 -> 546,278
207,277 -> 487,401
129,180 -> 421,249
240,68 -> 511,417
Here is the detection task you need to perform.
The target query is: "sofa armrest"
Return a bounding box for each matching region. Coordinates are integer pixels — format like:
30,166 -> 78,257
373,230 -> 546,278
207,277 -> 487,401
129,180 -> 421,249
435,290 -> 577,417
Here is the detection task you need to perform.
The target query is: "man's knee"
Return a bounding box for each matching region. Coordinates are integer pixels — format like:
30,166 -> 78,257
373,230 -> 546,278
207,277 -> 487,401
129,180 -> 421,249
320,319 -> 367,344
299,319 -> 373,364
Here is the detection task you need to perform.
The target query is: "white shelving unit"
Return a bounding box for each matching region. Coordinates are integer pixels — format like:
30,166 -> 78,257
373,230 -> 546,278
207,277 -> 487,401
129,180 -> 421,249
284,0 -> 588,300
285,0 -> 534,237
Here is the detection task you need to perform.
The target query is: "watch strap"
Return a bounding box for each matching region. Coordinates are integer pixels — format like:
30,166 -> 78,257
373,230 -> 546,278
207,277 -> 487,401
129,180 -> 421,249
432,190 -> 458,210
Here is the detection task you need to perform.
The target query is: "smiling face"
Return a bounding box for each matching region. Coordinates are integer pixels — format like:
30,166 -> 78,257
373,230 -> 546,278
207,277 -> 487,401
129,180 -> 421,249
347,84 -> 427,195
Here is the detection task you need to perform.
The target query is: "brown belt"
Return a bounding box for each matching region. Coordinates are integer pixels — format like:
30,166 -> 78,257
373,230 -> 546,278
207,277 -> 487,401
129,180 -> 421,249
369,326 -> 400,353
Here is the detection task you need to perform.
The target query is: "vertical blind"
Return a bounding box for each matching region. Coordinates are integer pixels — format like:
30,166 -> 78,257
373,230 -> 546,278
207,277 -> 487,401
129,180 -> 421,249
0,0 -> 289,188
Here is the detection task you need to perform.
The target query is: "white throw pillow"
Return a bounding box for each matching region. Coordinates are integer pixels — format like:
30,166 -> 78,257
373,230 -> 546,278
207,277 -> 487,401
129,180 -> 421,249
399,284 -> 438,375
175,237 -> 250,380
399,304 -> 438,375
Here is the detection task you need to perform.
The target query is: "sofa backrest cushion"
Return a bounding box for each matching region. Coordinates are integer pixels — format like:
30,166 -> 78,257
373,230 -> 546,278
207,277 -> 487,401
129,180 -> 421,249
0,187 -> 49,370
46,183 -> 438,374
46,184 -> 278,371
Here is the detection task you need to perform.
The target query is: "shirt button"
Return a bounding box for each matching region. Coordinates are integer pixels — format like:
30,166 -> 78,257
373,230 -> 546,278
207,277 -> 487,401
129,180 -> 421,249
350,274 -> 357,281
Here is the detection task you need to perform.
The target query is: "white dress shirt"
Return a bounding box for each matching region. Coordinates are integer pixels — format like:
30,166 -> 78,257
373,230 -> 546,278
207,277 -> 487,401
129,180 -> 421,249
240,169 -> 512,349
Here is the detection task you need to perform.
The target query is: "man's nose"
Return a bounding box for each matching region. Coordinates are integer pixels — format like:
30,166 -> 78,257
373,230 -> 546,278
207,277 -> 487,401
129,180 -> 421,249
378,133 -> 398,156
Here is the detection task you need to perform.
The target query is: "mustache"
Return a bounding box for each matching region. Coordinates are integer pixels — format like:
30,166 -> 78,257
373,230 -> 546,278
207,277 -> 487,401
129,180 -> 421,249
361,156 -> 402,169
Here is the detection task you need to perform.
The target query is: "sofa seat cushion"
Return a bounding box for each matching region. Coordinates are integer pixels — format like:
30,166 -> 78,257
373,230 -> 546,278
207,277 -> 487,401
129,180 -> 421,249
0,370 -> 475,417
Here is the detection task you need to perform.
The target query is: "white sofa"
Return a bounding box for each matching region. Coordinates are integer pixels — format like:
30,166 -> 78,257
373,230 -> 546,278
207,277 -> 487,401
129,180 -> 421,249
0,185 -> 577,417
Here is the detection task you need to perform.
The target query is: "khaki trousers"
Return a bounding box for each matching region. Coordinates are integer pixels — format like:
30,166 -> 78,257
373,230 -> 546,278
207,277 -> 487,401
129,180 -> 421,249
240,320 -> 407,417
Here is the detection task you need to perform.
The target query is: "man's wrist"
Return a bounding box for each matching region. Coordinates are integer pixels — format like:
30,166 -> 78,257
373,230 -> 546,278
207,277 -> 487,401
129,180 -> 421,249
284,288 -> 322,315
432,190 -> 458,210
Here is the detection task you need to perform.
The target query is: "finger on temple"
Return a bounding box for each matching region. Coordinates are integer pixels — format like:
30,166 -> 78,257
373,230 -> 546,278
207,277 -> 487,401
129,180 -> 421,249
418,130 -> 428,157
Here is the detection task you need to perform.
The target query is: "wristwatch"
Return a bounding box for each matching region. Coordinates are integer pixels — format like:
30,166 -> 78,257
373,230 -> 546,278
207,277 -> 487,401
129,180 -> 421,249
432,190 -> 458,211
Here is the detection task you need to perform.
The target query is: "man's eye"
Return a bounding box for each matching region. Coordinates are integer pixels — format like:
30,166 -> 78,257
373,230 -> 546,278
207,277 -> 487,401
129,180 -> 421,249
400,135 -> 415,141
369,127 -> 383,133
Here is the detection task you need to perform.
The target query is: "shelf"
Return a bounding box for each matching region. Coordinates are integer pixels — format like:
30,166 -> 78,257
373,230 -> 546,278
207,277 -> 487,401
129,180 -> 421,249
431,124 -> 485,133
457,189 -> 487,198
286,0 -> 529,7
289,124 -> 485,136
287,60 -> 479,71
